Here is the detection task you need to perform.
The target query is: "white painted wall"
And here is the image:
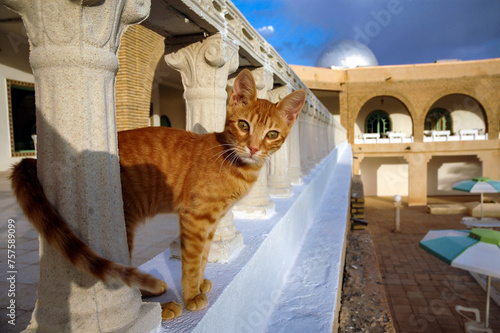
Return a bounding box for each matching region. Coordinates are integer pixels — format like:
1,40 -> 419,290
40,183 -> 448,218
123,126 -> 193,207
361,155 -> 482,197
0,31 -> 34,172
360,157 -> 409,196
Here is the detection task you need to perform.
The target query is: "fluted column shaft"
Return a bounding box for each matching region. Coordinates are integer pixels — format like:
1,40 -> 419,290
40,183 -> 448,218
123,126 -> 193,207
288,117 -> 303,184
299,104 -> 310,175
165,33 -> 243,263
0,0 -> 161,331
267,85 -> 293,196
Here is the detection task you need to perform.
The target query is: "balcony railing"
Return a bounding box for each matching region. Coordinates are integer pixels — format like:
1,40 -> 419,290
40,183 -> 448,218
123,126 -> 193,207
354,129 -> 491,144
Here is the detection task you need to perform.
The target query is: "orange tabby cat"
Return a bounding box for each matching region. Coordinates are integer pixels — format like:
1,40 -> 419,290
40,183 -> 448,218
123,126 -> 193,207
11,69 -> 306,320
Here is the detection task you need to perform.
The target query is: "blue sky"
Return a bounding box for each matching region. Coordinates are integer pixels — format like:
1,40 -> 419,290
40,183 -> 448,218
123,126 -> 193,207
231,0 -> 500,67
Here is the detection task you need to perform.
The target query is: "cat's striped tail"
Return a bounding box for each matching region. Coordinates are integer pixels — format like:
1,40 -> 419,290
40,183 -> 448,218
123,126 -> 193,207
10,158 -> 167,295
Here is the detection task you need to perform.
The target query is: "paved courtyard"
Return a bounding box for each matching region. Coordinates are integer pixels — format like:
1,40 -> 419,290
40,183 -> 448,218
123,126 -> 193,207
366,195 -> 500,332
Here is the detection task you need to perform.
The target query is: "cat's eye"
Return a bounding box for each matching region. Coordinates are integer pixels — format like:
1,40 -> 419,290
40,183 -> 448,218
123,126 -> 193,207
238,120 -> 250,132
266,131 -> 279,139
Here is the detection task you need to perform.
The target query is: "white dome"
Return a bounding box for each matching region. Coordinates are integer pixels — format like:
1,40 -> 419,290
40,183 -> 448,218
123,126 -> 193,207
316,40 -> 378,68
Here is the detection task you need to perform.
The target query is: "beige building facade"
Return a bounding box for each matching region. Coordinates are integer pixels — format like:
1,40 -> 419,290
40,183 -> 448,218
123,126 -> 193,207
293,59 -> 500,205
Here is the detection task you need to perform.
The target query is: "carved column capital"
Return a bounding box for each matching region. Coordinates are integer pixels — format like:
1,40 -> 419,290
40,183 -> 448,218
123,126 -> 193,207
267,85 -> 292,103
165,33 -> 239,93
165,33 -> 239,133
252,67 -> 274,97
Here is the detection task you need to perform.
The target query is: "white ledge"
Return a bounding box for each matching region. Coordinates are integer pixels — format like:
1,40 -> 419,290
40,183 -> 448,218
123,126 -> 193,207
140,142 -> 352,332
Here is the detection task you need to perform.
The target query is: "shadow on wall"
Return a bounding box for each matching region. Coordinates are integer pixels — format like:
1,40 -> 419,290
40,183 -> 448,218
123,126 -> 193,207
360,156 -> 408,197
427,155 -> 482,196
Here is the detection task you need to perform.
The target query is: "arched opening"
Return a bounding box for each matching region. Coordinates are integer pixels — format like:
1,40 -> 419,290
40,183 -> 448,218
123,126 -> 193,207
426,94 -> 487,136
366,110 -> 391,135
425,108 -> 452,132
355,95 -> 413,141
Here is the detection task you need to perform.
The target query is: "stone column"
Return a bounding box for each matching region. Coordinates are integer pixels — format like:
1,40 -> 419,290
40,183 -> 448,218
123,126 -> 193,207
299,102 -> 310,175
308,106 -> 318,168
288,110 -> 303,185
267,85 -> 293,196
165,33 -> 243,262
232,67 -> 276,217
312,109 -> 322,164
405,153 -> 432,206
0,0 -> 161,331
477,151 -> 500,180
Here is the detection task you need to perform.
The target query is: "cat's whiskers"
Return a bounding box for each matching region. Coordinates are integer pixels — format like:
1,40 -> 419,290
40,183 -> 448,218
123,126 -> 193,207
212,147 -> 236,165
219,150 -> 239,172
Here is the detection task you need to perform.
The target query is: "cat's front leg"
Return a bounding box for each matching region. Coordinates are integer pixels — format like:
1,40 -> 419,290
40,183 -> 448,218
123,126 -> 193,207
199,226 -> 216,294
179,212 -> 211,311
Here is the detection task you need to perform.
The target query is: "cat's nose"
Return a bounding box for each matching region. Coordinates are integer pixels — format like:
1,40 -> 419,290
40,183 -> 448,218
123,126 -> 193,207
248,146 -> 259,155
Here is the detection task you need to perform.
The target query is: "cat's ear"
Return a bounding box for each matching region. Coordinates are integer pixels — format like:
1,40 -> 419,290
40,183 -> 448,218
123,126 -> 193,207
277,89 -> 306,126
229,69 -> 257,107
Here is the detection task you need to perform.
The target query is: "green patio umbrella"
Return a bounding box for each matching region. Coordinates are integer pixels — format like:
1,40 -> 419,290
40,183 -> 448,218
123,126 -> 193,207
453,177 -> 500,219
420,228 -> 500,329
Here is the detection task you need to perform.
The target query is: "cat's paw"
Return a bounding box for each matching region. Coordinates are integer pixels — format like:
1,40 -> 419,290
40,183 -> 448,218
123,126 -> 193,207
161,301 -> 182,320
141,280 -> 168,297
186,293 -> 208,312
200,279 -> 213,293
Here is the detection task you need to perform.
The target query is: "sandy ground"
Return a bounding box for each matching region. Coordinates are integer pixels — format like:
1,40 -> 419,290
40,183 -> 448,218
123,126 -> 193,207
338,229 -> 396,332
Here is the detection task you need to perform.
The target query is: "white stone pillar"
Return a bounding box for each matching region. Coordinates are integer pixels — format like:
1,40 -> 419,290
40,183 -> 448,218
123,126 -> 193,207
319,112 -> 327,159
165,33 -> 243,263
267,85 -> 293,196
232,67 -> 276,218
0,0 -> 161,331
312,108 -> 321,165
288,115 -> 303,184
299,102 -> 310,175
305,104 -> 317,171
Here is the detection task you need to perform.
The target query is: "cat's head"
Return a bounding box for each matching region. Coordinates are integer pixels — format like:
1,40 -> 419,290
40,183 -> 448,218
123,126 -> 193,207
224,69 -> 306,167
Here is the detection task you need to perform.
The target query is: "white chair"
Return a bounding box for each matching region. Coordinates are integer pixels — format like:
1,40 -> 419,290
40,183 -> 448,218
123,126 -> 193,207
456,305 -> 493,333
461,217 -> 500,228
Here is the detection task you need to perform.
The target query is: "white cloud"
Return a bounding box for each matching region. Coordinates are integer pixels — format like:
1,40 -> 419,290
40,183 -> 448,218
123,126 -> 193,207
257,25 -> 274,37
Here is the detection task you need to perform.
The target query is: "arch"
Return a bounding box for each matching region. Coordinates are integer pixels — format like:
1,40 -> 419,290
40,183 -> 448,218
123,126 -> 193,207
424,94 -> 487,135
425,108 -> 452,132
354,95 -> 413,139
365,110 -> 391,135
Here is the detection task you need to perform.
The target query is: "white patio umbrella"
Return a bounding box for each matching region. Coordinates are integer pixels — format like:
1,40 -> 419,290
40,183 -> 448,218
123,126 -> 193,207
452,177 -> 500,219
420,228 -> 500,329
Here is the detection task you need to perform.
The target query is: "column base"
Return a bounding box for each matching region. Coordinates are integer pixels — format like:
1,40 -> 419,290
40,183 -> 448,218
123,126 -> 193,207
269,185 -> 293,198
22,291 -> 161,333
207,231 -> 244,263
232,201 -> 275,219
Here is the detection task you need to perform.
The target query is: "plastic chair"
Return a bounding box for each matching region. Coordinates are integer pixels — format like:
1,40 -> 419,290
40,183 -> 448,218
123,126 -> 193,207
455,305 -> 493,333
